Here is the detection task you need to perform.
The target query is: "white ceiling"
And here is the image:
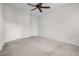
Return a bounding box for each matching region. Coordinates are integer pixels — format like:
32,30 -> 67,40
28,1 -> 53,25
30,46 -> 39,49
6,3 -> 65,16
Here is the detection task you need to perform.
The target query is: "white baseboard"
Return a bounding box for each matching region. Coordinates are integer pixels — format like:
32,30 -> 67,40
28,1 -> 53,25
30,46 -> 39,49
4,35 -> 31,43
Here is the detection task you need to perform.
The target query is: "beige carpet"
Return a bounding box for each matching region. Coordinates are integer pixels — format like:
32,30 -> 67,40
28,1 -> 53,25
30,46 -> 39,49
0,36 -> 79,56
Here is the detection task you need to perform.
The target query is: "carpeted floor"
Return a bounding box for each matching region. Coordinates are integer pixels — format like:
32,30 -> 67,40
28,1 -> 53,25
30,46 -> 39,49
0,36 -> 79,56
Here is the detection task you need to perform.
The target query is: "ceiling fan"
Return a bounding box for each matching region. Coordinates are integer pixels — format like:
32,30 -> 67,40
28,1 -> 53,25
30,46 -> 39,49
27,3 -> 50,13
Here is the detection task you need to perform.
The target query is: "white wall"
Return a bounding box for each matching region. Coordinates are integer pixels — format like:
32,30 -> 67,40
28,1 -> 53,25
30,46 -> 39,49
39,4 -> 79,46
4,5 -> 18,42
17,10 -> 30,38
30,14 -> 38,36
4,5 -> 30,42
0,4 -> 4,50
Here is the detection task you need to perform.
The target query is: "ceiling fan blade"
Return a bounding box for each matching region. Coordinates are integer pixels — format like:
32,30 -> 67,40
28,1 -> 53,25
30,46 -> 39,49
31,8 -> 38,11
38,3 -> 43,6
41,6 -> 50,8
38,8 -> 42,12
27,3 -> 35,7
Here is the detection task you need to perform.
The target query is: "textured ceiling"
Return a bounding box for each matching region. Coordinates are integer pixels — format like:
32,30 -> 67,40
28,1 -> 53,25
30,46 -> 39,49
6,3 -> 65,16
